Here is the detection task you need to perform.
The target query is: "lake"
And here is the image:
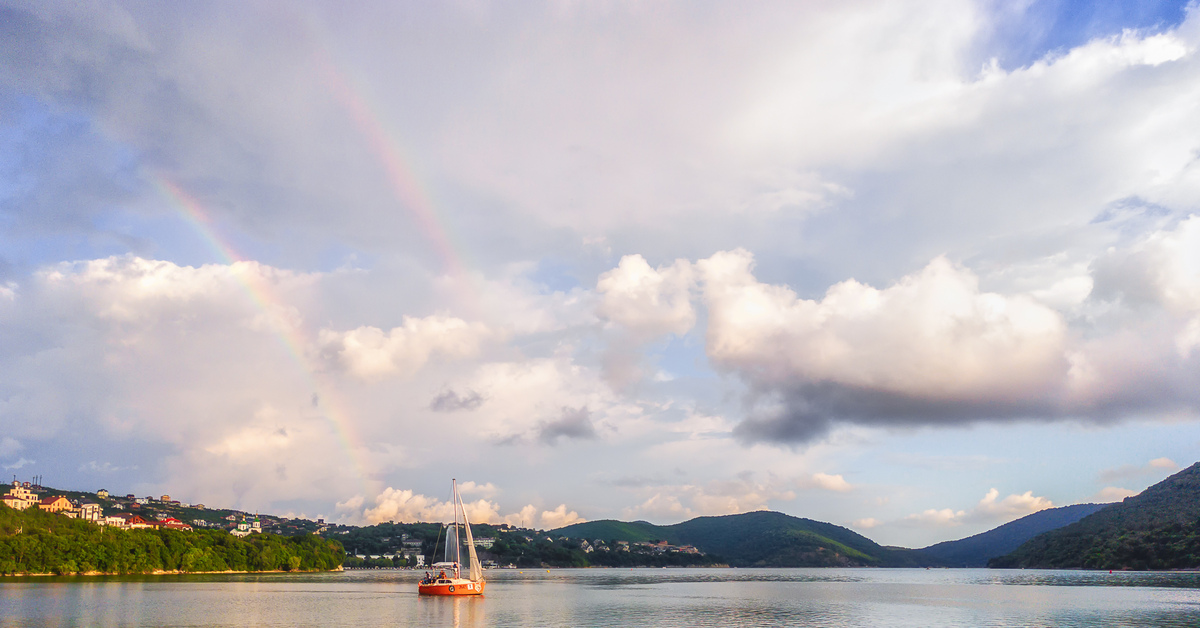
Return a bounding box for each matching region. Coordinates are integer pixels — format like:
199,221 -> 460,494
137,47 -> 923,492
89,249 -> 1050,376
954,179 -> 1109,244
3,568 -> 1200,627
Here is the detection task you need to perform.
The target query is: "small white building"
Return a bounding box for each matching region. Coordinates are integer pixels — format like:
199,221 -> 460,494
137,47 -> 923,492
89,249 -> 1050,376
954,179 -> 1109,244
78,503 -> 103,522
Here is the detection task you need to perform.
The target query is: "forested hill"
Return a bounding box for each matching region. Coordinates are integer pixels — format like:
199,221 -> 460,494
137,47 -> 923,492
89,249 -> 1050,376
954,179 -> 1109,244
0,503 -> 343,575
990,461 -> 1200,570
554,510 -> 937,567
919,503 -> 1107,567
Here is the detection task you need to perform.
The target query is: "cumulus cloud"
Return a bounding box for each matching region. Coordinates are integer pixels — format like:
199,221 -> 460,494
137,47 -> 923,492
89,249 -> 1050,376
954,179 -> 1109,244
576,222 -> 1200,445
623,475 -> 802,521
354,486 -> 583,529
596,255 -> 696,338
692,249 -> 1068,442
807,472 -> 854,493
901,488 -> 1053,527
319,316 -> 493,381
852,517 -> 880,529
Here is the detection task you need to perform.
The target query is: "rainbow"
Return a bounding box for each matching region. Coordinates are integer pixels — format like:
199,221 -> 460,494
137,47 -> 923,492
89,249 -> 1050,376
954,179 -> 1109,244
315,53 -> 469,280
152,176 -> 375,498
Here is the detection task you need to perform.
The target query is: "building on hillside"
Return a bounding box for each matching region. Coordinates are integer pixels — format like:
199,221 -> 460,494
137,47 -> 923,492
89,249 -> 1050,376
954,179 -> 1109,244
473,537 -> 496,549
2,484 -> 38,510
96,489 -> 109,499
103,515 -> 127,527
160,495 -> 170,502
111,514 -> 155,529
38,496 -> 72,513
78,503 -> 102,522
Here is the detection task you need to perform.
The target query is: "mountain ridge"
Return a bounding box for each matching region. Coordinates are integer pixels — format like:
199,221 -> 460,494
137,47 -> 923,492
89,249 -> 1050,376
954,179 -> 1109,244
554,510 -> 937,567
990,461 -> 1200,570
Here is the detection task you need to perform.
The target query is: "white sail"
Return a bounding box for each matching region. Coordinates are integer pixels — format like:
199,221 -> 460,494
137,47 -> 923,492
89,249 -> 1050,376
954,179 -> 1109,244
460,493 -> 483,582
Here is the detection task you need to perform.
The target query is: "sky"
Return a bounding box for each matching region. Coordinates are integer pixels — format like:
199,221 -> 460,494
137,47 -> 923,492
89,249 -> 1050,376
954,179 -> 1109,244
2,0 -> 1199,548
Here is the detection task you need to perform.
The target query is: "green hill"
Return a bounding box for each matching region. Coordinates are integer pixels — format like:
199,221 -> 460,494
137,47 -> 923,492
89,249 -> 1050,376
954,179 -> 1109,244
554,510 -> 936,567
990,461 -> 1200,570
0,502 -> 344,575
919,503 -> 1107,567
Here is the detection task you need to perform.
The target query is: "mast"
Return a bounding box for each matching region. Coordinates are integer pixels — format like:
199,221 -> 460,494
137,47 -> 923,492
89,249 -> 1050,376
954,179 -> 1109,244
453,479 -> 462,572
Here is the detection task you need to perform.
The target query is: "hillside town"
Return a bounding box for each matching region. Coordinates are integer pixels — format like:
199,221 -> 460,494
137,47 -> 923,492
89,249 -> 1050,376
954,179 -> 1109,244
2,480 -> 303,536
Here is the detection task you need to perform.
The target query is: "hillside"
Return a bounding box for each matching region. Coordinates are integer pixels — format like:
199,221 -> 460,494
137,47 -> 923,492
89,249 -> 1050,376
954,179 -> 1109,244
0,503 -> 343,575
990,462 -> 1200,570
919,503 -> 1107,567
555,510 -> 937,567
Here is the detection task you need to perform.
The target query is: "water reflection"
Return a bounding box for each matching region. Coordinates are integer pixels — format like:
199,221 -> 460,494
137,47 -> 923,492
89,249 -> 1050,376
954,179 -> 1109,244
2,568 -> 1200,627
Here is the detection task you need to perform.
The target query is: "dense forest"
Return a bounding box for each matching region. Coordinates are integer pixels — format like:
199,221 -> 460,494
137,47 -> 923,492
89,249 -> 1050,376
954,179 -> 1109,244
0,504 -> 344,575
991,462 -> 1200,570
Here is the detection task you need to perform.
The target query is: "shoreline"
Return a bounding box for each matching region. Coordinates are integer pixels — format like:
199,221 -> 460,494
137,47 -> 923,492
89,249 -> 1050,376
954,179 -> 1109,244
2,566 -> 344,578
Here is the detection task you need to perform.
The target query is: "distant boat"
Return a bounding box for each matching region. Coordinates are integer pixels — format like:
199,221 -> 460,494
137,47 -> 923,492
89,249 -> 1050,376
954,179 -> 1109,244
418,479 -> 486,596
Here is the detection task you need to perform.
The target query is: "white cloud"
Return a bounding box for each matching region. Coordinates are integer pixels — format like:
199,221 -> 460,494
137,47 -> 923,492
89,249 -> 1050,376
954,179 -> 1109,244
852,517 -> 880,529
623,476 -> 802,522
597,255 -> 696,338
538,504 -> 585,529
1094,486 -> 1138,502
808,473 -> 854,493
699,250 -> 1066,400
355,486 -> 584,529
319,316 -> 494,381
901,488 -> 1052,527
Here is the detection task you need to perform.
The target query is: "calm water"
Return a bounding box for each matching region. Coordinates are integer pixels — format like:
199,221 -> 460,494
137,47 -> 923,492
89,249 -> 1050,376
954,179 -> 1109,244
3,568 -> 1200,627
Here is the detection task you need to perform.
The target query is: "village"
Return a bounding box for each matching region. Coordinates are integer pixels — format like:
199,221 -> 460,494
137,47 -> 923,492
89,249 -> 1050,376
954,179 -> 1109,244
1,480 -> 304,537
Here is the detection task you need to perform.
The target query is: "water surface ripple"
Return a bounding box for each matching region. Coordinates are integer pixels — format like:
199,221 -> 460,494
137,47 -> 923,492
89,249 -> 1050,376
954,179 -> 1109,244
3,568 -> 1199,627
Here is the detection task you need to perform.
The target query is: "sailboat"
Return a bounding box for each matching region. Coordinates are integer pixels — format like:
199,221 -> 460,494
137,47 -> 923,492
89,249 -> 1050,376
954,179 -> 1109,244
418,479 -> 486,596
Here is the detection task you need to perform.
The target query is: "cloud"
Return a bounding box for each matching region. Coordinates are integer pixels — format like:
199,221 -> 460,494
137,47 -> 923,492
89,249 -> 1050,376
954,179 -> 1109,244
429,389 -> 485,412
901,488 -> 1053,527
457,481 -> 498,498
693,250 -> 1068,442
1094,486 -> 1138,502
538,504 -> 585,529
1097,457 -> 1180,483
807,472 -> 854,493
852,517 -> 880,529
318,316 -> 494,381
353,486 -> 583,529
2,458 -> 35,470
623,475 -> 800,521
596,255 -> 695,338
78,461 -> 137,474
536,406 -> 598,445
